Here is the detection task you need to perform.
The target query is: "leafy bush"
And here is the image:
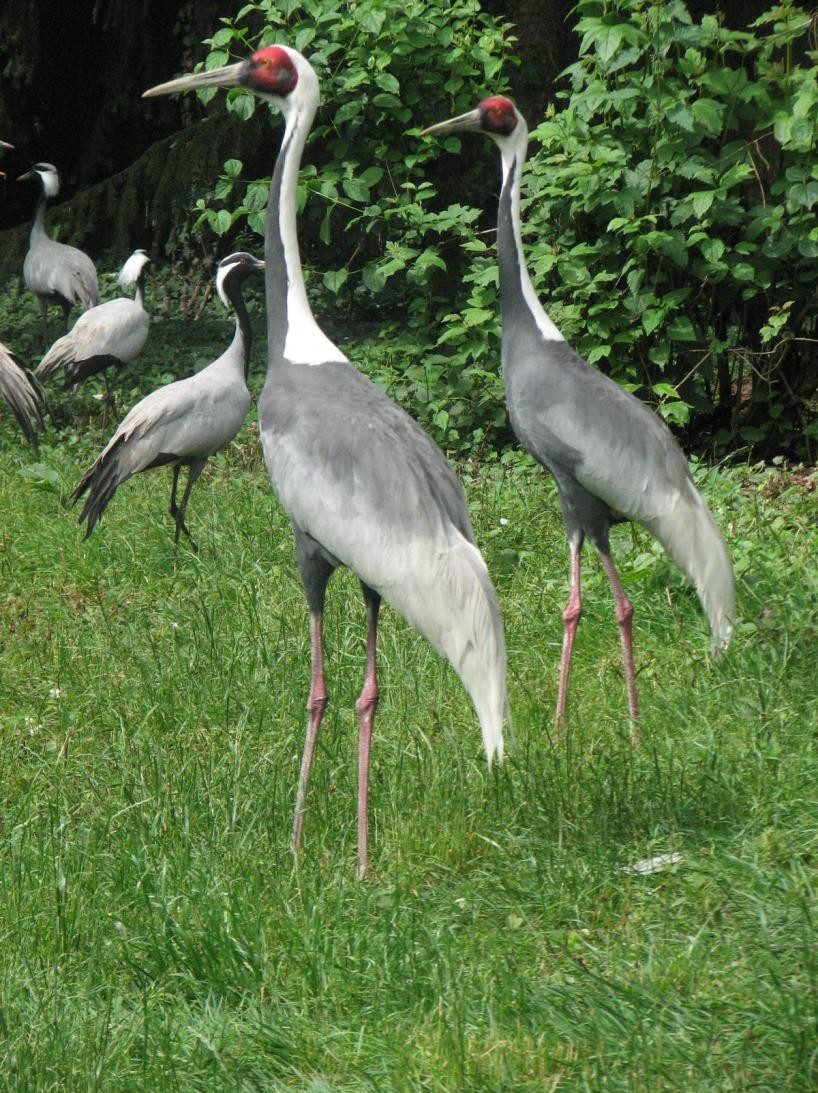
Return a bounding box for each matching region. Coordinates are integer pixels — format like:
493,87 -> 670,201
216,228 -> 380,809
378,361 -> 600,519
191,0 -> 514,449
465,0 -> 818,457
194,0 -> 818,460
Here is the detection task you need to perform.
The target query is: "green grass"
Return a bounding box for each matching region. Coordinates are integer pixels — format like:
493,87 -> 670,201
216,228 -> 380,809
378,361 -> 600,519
1,285 -> 817,1088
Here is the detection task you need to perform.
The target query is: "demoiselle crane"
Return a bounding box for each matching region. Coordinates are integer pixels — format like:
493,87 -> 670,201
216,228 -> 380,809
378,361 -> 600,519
1,141 -> 45,440
145,47 -> 508,879
423,97 -> 735,724
17,163 -> 99,342
37,249 -> 151,424
0,343 -> 45,441
0,138 -> 13,176
73,252 -> 264,549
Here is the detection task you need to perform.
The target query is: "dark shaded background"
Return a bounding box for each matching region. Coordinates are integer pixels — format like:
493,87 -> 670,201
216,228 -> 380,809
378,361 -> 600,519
0,1 -> 767,263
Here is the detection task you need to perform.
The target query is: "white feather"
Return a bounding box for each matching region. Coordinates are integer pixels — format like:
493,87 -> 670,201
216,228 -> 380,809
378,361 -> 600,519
118,250 -> 150,288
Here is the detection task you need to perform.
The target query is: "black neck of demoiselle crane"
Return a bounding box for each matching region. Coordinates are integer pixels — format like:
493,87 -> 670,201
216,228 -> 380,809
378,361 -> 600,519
225,274 -> 253,380
31,193 -> 49,240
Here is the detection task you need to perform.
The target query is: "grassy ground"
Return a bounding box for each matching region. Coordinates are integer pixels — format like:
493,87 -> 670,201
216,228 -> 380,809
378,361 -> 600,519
1,282 -> 817,1088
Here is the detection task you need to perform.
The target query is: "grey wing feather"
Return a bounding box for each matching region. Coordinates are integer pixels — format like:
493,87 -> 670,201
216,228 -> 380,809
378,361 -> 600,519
24,237 -> 99,309
0,343 -> 45,440
260,360 -> 507,760
74,353 -> 251,535
37,299 -> 149,381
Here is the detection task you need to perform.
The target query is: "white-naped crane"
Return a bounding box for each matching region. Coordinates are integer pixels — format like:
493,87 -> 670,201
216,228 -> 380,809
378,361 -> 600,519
17,162 -> 99,342
423,97 -> 735,724
145,47 -> 508,879
73,252 -> 264,550
36,249 -> 150,423
0,342 -> 45,442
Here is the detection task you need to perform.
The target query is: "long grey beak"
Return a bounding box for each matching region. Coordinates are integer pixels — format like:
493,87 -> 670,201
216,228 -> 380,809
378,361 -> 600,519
143,61 -> 245,98
420,109 -> 482,137
0,140 -> 13,151
16,170 -> 33,182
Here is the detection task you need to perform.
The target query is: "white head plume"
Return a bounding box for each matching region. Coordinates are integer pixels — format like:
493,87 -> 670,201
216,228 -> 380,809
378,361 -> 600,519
118,250 -> 150,288
35,163 -> 60,199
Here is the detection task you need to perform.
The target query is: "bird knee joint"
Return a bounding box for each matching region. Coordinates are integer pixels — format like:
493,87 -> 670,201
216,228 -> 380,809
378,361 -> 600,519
616,599 -> 634,626
563,602 -> 582,626
307,693 -> 328,716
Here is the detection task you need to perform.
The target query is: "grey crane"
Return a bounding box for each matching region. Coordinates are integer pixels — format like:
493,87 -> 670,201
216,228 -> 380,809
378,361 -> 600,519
145,47 -> 508,879
73,252 -> 264,550
37,249 -> 151,425
0,342 -> 45,441
423,97 -> 735,724
18,163 -> 99,342
1,141 -> 45,440
0,138 -> 13,176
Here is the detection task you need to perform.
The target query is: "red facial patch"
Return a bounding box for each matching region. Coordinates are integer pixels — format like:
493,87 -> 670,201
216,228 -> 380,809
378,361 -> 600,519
479,96 -> 517,136
246,46 -> 298,96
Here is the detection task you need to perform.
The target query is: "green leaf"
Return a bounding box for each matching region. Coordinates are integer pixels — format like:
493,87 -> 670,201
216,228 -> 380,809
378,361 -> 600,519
323,268 -> 348,294
342,178 -> 371,202
666,316 -> 697,342
691,190 -> 715,218
212,209 -> 232,236
691,97 -> 724,136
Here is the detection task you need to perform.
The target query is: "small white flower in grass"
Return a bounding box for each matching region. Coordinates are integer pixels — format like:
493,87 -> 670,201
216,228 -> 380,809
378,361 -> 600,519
621,851 -> 683,876
49,686 -> 63,699
24,716 -> 42,736
499,517 -> 509,526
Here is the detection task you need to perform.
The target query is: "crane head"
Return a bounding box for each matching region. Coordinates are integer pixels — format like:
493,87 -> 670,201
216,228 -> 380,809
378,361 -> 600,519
17,162 -> 60,198
143,46 -> 304,106
216,252 -> 265,308
421,96 -> 520,141
118,249 -> 151,289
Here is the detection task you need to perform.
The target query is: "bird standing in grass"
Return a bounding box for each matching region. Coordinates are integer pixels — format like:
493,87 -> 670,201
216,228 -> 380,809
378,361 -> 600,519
423,96 -> 735,724
36,249 -> 151,422
145,47 -> 508,879
73,252 -> 264,550
18,162 -> 99,342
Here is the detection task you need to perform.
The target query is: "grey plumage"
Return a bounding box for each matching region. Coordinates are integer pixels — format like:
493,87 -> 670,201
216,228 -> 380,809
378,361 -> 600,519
1,140 -> 45,439
0,342 -> 45,441
18,163 -> 99,340
144,47 -> 508,879
423,96 -> 735,722
73,252 -> 263,548
37,250 -> 150,390
0,138 -> 13,176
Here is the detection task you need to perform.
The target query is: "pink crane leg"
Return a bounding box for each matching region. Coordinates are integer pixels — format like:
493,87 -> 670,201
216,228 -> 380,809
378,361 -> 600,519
555,547 -> 582,724
293,613 -> 329,853
355,595 -> 380,880
599,553 -> 639,720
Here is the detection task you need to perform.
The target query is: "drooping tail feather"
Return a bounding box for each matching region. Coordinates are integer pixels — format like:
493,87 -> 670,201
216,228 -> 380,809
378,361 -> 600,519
388,532 -> 508,765
73,434 -> 129,538
652,480 -> 735,654
0,347 -> 45,441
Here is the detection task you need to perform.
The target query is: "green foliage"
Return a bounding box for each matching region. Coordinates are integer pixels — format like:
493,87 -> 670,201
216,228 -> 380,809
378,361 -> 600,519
190,0 -> 818,459
506,0 -> 818,457
191,0 -> 513,450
